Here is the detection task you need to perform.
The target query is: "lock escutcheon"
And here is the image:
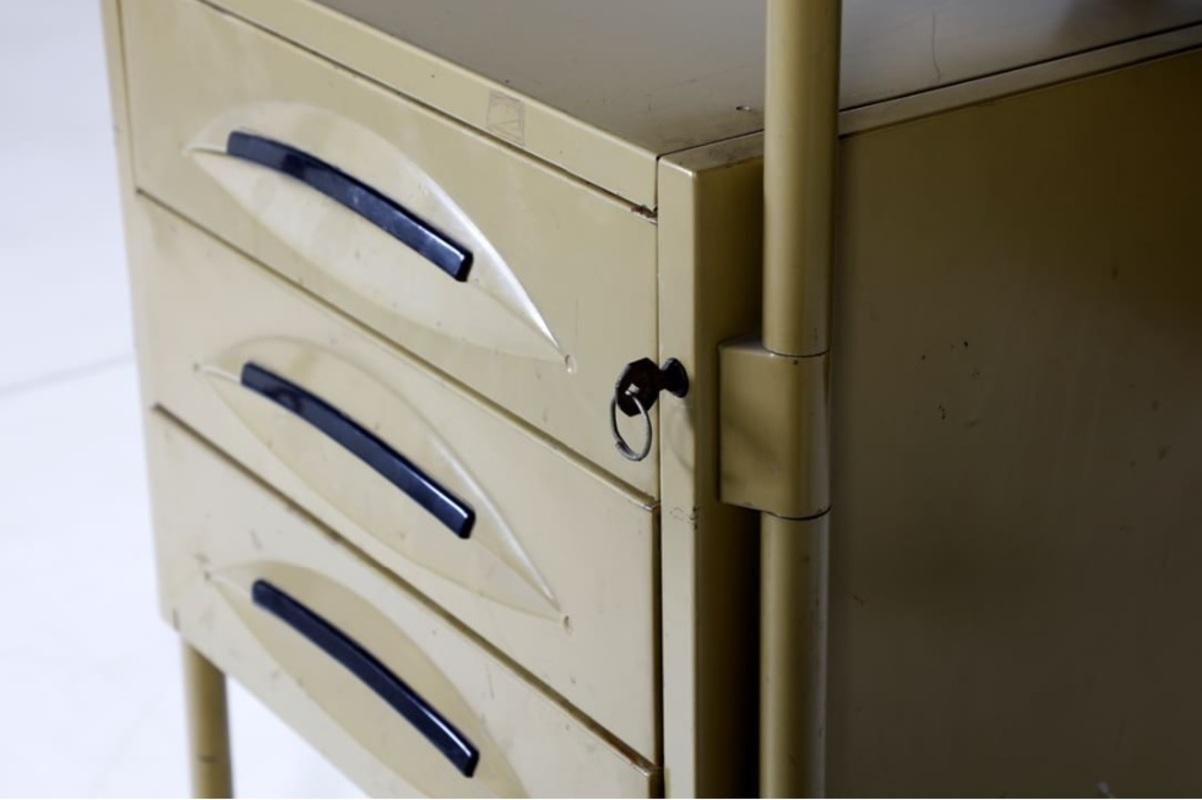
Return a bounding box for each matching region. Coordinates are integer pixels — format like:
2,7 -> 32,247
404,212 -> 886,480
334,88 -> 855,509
614,358 -> 690,417
610,357 -> 690,462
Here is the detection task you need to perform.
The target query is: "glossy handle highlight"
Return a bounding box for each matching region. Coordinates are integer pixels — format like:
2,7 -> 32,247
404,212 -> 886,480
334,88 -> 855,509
226,131 -> 472,281
251,580 -> 480,777
240,362 -> 475,538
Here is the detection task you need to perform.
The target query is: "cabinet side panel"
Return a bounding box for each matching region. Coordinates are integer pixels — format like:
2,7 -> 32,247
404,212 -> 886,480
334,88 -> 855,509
830,49 -> 1202,795
659,142 -> 763,797
100,0 -> 147,393
100,0 -> 134,196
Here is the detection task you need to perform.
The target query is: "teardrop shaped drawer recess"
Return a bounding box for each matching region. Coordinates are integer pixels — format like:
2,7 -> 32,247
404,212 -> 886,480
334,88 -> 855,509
122,0 -> 658,493
128,197 -> 659,761
145,411 -> 656,797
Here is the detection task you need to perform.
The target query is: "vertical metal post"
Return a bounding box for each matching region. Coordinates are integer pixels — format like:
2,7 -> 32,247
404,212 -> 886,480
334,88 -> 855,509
761,514 -> 829,796
760,0 -> 840,796
763,0 -> 840,359
182,642 -> 233,798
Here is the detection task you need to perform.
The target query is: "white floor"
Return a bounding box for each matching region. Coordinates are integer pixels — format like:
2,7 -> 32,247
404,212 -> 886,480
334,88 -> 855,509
0,4 -> 360,796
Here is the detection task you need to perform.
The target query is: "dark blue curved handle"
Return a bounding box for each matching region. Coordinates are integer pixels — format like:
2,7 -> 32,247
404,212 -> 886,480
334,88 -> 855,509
240,362 -> 475,539
252,580 -> 479,778
226,131 -> 472,282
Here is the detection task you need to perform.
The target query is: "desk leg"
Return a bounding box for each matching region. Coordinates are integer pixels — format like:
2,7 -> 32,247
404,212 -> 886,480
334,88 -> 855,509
182,642 -> 233,798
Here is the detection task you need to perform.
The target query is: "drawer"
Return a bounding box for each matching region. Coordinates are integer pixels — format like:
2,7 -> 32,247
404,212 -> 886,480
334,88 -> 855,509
128,197 -> 659,761
145,411 -> 656,797
121,0 -> 659,494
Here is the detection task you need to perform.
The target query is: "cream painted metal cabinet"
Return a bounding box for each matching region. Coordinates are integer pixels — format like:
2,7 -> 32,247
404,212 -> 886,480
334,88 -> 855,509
103,0 -> 1202,796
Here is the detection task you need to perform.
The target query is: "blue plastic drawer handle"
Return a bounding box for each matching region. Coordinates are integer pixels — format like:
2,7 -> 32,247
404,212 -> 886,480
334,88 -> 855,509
226,131 -> 472,282
252,580 -> 480,778
240,362 -> 475,539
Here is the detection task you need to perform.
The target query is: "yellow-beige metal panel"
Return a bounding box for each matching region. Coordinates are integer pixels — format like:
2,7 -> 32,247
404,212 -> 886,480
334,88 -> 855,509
828,47 -> 1202,795
122,0 -> 660,496
104,20 -> 239,795
838,21 -> 1202,135
99,1 -> 134,203
206,0 -> 1202,200
100,0 -> 157,407
126,196 -> 659,762
657,136 -> 764,797
206,0 -> 659,208
145,410 -> 656,797
837,0 -> 1202,108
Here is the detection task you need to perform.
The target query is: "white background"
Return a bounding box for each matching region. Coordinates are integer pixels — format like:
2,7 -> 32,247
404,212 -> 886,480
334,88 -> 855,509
0,3 -> 360,795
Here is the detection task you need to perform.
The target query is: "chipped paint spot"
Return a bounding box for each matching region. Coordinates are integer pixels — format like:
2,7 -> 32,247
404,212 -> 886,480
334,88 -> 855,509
486,91 -> 526,145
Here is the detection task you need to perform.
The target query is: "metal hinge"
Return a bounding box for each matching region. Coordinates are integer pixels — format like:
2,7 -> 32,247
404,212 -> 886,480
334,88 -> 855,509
718,335 -> 830,519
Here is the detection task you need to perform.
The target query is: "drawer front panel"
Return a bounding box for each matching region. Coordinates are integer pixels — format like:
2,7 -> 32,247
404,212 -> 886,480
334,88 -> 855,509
129,197 -> 658,760
122,0 -> 659,493
145,411 -> 655,797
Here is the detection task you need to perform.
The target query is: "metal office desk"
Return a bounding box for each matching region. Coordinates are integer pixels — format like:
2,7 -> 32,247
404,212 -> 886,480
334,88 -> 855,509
103,0 -> 1202,794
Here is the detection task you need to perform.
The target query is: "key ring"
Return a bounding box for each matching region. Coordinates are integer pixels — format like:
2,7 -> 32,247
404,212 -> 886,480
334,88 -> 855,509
610,390 -> 653,462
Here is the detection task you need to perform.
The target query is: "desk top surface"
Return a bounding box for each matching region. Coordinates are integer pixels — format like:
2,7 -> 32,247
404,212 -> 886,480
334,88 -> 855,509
222,0 -> 1202,205
314,0 -> 1202,155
